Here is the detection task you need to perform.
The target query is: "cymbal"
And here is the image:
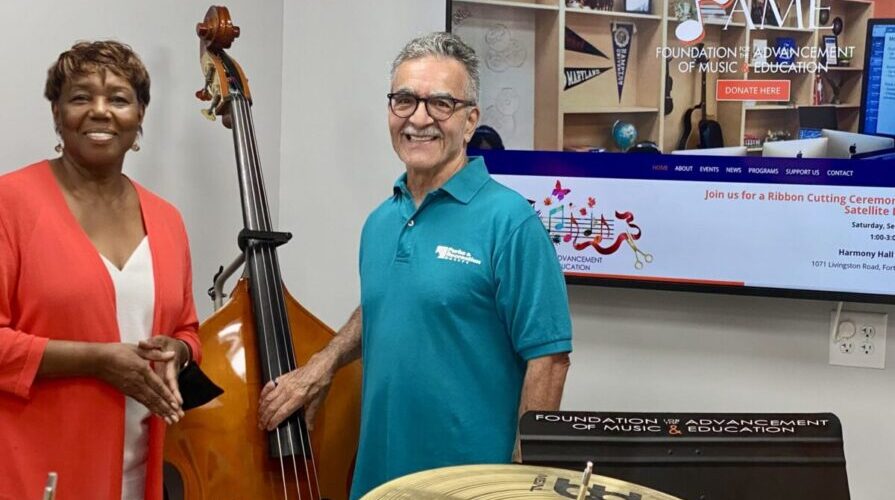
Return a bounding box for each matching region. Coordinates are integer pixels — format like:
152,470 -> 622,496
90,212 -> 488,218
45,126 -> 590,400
360,463 -> 682,499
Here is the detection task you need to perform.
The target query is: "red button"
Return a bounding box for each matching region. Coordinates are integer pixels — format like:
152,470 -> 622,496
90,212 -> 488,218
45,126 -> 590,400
716,80 -> 791,101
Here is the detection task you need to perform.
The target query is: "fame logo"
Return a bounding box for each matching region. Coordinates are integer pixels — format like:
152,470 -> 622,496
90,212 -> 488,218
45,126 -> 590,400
675,0 -> 833,45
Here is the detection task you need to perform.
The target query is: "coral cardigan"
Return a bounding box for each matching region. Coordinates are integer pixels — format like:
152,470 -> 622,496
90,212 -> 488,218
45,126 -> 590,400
0,161 -> 201,500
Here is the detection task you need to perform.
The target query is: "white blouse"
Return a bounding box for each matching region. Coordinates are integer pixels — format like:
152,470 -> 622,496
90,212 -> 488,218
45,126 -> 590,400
100,236 -> 155,500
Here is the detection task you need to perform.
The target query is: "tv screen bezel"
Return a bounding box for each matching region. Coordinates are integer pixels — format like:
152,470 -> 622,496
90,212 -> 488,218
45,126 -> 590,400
859,18 -> 895,140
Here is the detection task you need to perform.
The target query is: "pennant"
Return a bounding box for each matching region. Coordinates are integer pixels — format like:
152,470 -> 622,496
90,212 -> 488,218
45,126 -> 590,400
611,22 -> 635,101
564,27 -> 609,59
563,67 -> 612,91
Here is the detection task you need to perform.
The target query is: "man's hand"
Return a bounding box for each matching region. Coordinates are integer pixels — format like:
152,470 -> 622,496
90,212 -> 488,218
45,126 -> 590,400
257,352 -> 336,431
95,343 -> 184,424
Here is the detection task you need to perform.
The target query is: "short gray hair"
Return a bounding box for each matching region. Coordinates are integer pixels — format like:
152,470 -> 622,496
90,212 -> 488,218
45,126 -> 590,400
391,32 -> 480,103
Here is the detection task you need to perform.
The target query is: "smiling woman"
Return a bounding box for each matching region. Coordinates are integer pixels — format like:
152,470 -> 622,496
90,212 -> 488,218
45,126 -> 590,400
0,41 -> 201,500
45,41 -> 149,169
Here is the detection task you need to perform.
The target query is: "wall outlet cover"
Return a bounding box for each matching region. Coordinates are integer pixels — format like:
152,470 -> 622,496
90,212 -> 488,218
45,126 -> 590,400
829,310 -> 887,369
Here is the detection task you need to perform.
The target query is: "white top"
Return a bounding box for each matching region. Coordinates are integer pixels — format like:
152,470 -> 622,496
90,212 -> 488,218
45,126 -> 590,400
100,236 -> 155,500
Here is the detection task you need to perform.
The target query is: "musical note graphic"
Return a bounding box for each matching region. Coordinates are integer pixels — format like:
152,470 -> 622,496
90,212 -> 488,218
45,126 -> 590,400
565,213 -> 579,243
534,178 -> 654,269
582,215 -> 594,237
675,0 -> 736,46
598,215 -> 612,240
549,205 -> 565,232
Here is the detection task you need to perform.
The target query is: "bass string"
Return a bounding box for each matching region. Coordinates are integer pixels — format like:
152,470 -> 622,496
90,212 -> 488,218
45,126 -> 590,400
234,94 -> 321,498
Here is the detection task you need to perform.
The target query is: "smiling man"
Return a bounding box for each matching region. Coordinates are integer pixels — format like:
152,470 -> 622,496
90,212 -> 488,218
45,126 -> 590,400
257,32 -> 573,499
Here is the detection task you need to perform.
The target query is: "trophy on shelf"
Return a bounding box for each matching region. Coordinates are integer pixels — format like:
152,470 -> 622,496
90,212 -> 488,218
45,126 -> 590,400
813,73 -> 824,106
673,0 -> 694,21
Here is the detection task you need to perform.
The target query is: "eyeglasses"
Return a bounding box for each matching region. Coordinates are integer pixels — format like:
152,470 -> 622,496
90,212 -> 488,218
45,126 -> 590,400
387,92 -> 476,121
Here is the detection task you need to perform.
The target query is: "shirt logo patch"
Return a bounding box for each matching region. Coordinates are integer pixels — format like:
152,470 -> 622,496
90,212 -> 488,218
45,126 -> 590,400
435,245 -> 482,265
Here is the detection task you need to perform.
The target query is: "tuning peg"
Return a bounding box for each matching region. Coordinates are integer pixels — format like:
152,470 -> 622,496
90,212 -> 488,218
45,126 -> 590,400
201,94 -> 220,121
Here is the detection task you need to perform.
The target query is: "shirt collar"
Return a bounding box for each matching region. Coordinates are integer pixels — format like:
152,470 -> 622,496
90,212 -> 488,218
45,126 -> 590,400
391,156 -> 490,205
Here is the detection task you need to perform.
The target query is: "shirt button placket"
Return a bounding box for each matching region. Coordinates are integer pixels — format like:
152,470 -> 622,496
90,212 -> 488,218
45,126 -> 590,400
396,198 -> 416,262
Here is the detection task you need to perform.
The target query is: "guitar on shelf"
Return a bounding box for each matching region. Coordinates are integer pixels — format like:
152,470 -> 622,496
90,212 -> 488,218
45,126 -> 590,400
677,44 -> 724,150
664,55 -> 674,116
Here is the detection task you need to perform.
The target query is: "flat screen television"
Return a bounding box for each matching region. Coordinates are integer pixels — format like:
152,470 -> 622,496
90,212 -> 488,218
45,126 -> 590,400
860,19 -> 895,139
476,149 -> 895,304
448,6 -> 895,304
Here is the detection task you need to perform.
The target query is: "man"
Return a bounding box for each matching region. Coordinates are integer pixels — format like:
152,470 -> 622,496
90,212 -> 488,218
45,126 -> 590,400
257,32 -> 572,499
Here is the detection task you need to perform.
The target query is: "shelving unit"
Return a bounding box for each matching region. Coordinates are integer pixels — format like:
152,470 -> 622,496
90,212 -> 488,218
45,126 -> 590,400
449,0 -> 874,152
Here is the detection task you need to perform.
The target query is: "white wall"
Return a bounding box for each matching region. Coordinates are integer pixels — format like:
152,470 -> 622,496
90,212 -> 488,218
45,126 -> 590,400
276,0 -> 445,327
0,0 -> 284,319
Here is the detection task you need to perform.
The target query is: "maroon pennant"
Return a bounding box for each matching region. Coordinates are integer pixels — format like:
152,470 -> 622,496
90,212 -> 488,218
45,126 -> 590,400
565,27 -> 609,59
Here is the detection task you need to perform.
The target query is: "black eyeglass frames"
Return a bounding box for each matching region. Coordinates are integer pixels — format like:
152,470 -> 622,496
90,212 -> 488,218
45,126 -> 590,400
387,92 -> 476,121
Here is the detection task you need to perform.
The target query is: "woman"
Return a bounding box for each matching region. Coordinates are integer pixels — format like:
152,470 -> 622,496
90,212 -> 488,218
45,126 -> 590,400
0,41 -> 201,500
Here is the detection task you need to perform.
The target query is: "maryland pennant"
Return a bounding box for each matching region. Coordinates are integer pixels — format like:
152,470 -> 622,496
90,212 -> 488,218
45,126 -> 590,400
564,67 -> 612,91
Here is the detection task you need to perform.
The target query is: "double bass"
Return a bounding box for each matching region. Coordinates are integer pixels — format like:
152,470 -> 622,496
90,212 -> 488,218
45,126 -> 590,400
164,6 -> 361,499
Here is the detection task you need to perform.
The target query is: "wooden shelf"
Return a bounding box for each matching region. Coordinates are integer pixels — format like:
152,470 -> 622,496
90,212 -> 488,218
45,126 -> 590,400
450,0 -> 872,151
455,0 -> 560,9
745,105 -> 797,111
754,25 -> 815,34
825,66 -> 864,72
668,18 -> 746,28
564,106 -> 659,115
565,7 -> 661,21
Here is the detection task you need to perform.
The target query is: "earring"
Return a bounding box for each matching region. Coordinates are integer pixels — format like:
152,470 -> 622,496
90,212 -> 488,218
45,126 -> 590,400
54,131 -> 64,153
131,129 -> 142,152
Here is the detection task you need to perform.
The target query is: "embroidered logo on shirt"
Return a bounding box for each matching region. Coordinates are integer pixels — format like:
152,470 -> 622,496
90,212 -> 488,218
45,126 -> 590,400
435,245 -> 482,265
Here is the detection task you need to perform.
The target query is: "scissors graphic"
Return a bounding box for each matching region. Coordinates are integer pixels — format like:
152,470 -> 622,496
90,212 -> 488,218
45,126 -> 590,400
625,231 -> 653,270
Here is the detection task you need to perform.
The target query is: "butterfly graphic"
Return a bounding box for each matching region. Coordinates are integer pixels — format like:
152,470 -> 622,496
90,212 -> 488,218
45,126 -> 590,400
552,180 -> 571,201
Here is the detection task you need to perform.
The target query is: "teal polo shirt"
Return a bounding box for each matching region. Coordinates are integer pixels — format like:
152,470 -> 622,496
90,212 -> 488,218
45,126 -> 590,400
350,156 -> 572,499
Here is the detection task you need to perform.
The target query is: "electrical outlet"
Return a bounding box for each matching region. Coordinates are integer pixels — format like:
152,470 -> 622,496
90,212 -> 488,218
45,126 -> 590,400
830,311 -> 887,369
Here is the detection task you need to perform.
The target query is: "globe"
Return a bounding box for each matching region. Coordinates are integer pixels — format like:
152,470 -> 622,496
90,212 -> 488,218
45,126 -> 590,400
612,120 -> 638,152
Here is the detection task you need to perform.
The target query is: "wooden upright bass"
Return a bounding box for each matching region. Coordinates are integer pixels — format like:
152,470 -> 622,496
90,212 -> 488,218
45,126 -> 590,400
164,6 -> 361,499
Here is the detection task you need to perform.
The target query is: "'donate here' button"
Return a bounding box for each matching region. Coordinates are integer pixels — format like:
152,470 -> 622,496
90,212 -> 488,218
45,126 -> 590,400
716,80 -> 791,101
